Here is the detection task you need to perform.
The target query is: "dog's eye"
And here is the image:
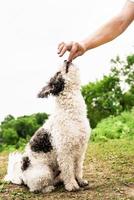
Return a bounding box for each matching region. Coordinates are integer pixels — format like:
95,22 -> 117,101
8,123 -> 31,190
49,72 -> 61,87
56,72 -> 61,75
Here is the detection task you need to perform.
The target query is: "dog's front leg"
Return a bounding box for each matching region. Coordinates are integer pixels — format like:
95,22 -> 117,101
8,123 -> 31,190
57,152 -> 80,192
75,152 -> 88,188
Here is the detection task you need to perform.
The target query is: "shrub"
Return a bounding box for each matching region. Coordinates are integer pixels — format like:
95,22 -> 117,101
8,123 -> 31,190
2,128 -> 19,145
91,108 -> 134,142
0,112 -> 48,149
81,74 -> 122,128
82,54 -> 134,128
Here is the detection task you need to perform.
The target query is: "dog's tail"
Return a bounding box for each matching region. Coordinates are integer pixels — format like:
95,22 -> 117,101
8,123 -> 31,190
4,152 -> 23,184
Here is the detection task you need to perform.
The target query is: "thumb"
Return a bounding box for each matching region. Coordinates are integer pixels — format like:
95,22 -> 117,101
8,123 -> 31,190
72,51 -> 82,60
68,45 -> 78,61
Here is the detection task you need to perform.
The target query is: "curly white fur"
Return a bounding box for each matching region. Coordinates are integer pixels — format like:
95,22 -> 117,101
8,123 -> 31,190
4,152 -> 23,185
4,62 -> 91,193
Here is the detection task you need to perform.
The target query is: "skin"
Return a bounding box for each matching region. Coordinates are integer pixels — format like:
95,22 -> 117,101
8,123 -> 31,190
57,0 -> 134,61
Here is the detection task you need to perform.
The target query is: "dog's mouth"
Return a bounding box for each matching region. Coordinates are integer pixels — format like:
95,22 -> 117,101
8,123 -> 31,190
64,60 -> 71,73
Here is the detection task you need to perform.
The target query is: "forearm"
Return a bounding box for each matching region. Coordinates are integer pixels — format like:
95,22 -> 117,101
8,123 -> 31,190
57,1 -> 134,60
82,15 -> 131,51
81,0 -> 134,51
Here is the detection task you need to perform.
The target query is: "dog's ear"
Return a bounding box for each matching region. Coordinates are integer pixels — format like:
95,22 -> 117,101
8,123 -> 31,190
38,72 -> 65,98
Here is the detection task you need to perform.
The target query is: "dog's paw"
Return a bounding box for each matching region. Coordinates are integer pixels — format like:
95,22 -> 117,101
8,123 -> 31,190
65,181 -> 80,192
77,178 -> 89,187
42,185 -> 55,193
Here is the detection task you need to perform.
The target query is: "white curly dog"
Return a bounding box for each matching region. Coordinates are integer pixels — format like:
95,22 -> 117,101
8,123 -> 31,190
4,61 -> 91,193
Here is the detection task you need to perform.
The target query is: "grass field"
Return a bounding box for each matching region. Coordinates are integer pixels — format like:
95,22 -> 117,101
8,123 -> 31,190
0,139 -> 134,200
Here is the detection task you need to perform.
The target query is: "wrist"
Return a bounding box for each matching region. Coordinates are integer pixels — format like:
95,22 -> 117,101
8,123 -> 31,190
80,36 -> 96,51
79,41 -> 88,53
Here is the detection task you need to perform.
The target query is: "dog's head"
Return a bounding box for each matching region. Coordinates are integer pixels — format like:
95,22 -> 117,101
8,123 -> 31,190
38,61 -> 80,98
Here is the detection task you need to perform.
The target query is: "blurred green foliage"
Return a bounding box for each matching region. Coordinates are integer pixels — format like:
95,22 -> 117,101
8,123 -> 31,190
91,107 -> 134,142
82,54 -> 134,128
0,113 -> 48,151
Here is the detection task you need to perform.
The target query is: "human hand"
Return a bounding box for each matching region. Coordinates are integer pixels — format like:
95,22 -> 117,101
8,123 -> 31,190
57,41 -> 86,61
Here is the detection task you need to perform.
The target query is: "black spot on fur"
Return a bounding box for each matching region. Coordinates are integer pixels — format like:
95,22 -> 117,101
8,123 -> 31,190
30,128 -> 53,153
21,156 -> 30,171
38,72 -> 65,98
49,72 -> 65,96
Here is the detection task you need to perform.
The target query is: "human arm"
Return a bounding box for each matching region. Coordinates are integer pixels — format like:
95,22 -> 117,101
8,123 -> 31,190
58,0 -> 134,61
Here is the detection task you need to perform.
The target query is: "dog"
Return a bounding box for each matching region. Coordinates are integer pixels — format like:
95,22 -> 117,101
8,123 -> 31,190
4,151 -> 57,193
4,61 -> 91,192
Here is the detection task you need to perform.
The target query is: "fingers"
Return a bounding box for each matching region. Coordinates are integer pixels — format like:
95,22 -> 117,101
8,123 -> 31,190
57,42 -> 72,57
57,42 -> 67,57
58,46 -> 67,57
71,51 -> 82,60
57,42 -> 65,54
57,41 -> 83,61
68,43 -> 78,61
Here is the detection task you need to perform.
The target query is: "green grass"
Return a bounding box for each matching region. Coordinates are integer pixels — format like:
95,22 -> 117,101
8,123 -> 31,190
0,139 -> 134,200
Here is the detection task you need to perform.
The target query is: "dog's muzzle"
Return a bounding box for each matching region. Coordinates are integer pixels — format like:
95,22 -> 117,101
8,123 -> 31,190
64,60 -> 71,73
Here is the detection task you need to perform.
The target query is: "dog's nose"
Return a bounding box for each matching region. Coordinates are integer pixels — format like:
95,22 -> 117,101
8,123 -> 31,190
64,60 -> 71,73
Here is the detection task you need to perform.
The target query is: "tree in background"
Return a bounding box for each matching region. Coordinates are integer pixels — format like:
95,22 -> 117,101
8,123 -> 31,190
82,54 -> 134,128
0,113 -> 48,149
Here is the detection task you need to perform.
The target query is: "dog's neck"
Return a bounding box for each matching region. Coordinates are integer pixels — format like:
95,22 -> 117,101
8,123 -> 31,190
54,90 -> 87,118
